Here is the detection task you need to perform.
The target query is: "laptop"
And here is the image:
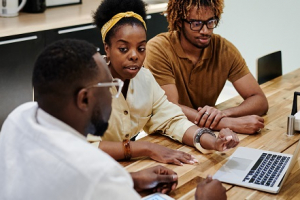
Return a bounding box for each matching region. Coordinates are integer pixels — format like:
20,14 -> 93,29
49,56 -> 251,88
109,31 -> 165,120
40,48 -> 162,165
213,139 -> 300,193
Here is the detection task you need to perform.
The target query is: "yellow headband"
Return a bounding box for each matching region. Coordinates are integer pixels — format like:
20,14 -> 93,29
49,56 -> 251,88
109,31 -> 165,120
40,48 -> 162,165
101,11 -> 147,43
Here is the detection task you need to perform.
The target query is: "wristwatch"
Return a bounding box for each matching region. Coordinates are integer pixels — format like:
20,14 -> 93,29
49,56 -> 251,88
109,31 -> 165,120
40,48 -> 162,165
193,128 -> 216,153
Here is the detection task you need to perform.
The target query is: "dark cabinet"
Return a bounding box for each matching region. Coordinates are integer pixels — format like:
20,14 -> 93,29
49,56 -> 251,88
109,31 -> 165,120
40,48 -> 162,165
146,12 -> 168,40
0,32 -> 44,127
45,24 -> 105,55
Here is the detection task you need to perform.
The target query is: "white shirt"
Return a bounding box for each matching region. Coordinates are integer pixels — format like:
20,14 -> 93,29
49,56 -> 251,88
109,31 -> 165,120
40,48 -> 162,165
0,102 -> 140,200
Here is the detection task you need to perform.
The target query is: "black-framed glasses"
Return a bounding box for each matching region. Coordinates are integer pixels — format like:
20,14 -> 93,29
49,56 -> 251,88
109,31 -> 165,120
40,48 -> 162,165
182,18 -> 218,31
87,78 -> 124,98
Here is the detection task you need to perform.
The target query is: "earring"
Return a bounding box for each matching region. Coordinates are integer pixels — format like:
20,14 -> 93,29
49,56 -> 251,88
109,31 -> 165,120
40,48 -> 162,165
102,55 -> 111,66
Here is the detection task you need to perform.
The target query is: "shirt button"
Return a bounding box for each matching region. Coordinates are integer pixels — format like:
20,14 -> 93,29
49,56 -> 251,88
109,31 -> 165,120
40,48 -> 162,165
125,134 -> 129,138
124,110 -> 128,115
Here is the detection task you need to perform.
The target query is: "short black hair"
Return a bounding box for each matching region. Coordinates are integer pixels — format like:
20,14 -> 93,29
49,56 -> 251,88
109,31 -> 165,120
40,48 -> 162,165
93,0 -> 147,45
32,39 -> 98,101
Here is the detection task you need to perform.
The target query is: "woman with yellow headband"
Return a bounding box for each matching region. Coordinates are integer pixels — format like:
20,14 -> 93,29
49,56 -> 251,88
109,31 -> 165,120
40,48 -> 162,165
91,0 -> 238,166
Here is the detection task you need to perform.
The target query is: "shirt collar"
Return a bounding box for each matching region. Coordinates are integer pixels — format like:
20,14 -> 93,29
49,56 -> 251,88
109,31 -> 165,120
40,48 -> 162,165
36,107 -> 86,141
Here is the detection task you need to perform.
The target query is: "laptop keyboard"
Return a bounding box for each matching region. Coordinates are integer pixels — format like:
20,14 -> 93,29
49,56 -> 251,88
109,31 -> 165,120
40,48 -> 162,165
242,153 -> 290,187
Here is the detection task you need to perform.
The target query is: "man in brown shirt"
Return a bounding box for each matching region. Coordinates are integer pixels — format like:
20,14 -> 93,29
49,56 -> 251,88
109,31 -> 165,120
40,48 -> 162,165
144,0 -> 268,134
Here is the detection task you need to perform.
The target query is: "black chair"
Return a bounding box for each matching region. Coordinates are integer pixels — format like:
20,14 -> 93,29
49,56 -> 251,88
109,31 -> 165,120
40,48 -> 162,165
257,51 -> 282,84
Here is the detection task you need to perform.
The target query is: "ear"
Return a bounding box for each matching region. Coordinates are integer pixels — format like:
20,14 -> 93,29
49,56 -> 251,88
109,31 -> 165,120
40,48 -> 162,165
77,88 -> 90,111
177,20 -> 182,29
104,43 -> 110,57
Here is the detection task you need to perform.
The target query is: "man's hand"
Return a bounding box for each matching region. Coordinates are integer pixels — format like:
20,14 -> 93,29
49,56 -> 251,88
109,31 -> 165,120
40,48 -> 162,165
214,128 -> 239,151
195,175 -> 227,200
228,115 -> 264,134
130,165 -> 178,194
194,106 -> 227,129
148,143 -> 198,166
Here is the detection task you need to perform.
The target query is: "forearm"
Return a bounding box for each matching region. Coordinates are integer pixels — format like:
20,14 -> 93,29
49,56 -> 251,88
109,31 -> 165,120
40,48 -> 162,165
222,94 -> 268,117
177,104 -> 198,123
99,140 -> 152,160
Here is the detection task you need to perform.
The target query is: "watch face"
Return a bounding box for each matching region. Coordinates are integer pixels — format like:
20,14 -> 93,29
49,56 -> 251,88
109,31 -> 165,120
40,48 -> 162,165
194,133 -> 200,145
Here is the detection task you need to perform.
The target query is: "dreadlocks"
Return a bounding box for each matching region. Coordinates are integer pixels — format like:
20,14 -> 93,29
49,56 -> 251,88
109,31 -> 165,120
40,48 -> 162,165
167,0 -> 224,32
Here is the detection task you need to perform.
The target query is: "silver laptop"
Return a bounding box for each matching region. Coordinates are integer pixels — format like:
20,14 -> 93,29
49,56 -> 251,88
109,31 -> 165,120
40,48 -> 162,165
213,139 -> 300,193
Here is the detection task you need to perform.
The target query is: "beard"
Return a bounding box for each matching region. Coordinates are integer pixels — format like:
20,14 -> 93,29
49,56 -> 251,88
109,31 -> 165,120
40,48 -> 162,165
85,109 -> 109,137
182,24 -> 211,49
85,120 -> 109,137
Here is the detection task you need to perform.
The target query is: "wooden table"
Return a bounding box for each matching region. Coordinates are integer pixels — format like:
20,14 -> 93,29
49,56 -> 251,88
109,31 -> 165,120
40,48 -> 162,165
120,68 -> 300,200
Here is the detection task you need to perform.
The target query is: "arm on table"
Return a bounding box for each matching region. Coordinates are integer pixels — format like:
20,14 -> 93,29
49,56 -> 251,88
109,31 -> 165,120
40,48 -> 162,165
161,82 -> 265,134
223,73 -> 268,117
99,140 -> 197,166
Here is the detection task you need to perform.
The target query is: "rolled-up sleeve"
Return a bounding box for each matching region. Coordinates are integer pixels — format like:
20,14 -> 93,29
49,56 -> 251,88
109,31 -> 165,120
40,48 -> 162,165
143,72 -> 195,143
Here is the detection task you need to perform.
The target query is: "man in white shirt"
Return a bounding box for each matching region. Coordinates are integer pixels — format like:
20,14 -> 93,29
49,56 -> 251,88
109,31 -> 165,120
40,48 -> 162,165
0,39 -> 226,200
0,39 -> 180,200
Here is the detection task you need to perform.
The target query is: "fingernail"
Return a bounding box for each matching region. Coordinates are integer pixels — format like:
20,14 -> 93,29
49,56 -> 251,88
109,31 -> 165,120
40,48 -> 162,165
172,174 -> 178,180
225,136 -> 232,141
193,159 -> 199,163
189,160 -> 194,164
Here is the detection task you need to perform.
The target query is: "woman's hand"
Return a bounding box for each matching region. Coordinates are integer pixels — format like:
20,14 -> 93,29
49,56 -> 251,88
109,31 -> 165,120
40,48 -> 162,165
147,143 -> 198,166
214,128 -> 239,151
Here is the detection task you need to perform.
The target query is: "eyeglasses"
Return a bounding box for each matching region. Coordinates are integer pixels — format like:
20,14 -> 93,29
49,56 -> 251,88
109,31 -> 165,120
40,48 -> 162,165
87,78 -> 124,98
182,18 -> 218,31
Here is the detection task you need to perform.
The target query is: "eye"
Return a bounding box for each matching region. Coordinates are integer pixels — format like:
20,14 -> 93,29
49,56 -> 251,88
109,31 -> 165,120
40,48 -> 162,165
207,19 -> 217,28
138,46 -> 146,52
119,48 -> 128,53
192,21 -> 203,27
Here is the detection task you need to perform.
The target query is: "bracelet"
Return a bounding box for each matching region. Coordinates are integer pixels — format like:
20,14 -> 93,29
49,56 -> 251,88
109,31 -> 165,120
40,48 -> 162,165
193,128 -> 216,148
122,139 -> 132,160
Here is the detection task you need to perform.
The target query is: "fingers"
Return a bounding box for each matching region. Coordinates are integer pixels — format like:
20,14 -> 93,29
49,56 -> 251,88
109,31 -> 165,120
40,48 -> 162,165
217,128 -> 239,151
170,152 -> 199,166
194,107 -> 203,124
154,167 -> 178,194
205,174 -> 213,183
156,174 -> 178,184
195,106 -> 226,129
178,153 -> 199,164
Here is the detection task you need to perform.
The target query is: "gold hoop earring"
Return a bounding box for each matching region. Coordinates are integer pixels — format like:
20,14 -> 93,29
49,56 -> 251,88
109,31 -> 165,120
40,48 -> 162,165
102,55 -> 111,66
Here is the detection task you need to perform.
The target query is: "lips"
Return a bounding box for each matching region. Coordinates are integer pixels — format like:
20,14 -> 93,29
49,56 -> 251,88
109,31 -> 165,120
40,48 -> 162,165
124,65 -> 140,71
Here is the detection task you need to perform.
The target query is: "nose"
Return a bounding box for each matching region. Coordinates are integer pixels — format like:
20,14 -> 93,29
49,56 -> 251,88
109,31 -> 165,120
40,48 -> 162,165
199,24 -> 209,34
129,50 -> 138,61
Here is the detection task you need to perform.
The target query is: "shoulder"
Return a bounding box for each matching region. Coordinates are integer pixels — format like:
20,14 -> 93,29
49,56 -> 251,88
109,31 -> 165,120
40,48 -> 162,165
147,32 -> 179,50
212,34 -> 241,54
1,102 -> 37,132
148,32 -> 171,45
136,67 -> 157,83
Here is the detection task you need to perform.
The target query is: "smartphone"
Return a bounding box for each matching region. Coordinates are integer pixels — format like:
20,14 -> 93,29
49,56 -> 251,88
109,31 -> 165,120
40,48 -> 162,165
142,193 -> 174,200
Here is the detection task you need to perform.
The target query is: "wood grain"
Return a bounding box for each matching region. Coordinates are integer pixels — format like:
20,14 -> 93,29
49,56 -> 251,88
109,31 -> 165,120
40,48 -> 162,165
121,68 -> 300,199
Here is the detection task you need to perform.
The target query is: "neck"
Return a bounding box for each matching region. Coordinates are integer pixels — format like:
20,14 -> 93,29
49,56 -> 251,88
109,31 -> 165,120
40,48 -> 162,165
38,101 -> 86,136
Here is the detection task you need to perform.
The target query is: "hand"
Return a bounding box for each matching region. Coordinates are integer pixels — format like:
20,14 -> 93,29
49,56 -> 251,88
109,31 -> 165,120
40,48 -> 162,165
195,175 -> 227,200
214,128 -> 239,151
194,106 -> 226,129
229,115 -> 264,134
130,165 -> 178,194
148,143 -> 198,166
